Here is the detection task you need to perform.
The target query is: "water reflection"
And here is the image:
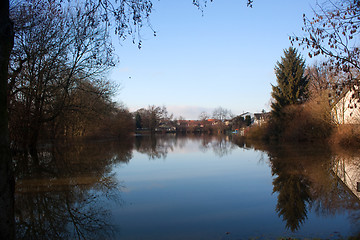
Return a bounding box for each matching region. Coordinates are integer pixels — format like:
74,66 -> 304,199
134,135 -> 174,159
237,139 -> 360,236
135,134 -> 236,159
199,135 -> 236,157
332,151 -> 360,201
331,150 -> 360,227
14,135 -> 238,239
267,145 -> 314,232
14,139 -> 133,240
13,135 -> 360,239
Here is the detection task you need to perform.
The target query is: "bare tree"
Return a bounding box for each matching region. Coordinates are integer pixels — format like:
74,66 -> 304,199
293,0 -> 360,79
0,0 -> 14,238
199,111 -> 209,121
212,106 -> 233,122
135,105 -> 173,132
8,1 -> 115,147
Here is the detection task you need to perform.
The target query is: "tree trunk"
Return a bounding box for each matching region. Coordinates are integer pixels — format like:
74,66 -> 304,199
0,0 -> 15,239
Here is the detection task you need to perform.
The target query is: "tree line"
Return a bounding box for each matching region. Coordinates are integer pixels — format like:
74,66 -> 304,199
133,105 -> 253,134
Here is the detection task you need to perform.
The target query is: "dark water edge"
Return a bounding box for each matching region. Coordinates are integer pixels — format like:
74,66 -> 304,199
12,134 -> 360,239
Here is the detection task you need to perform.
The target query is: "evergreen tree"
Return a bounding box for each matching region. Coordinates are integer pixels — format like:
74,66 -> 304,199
135,113 -> 142,129
271,47 -> 309,118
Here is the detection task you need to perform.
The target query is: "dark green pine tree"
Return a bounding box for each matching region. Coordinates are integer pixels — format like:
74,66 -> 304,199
271,47 -> 309,118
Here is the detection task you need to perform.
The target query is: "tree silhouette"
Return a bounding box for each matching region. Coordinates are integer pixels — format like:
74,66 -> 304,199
271,47 -> 309,119
272,172 -> 311,231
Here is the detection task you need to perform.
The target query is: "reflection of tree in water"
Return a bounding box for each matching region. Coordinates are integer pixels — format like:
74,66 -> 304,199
135,134 -> 201,159
210,136 -> 236,157
272,163 -> 311,231
198,135 -> 236,157
234,139 -> 360,235
16,187 -> 115,240
14,138 -> 133,240
269,149 -> 312,232
135,135 -> 174,159
135,134 -> 237,160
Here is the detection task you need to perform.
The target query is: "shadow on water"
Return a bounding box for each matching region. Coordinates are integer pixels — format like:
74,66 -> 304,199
13,138 -> 134,240
235,138 -> 360,238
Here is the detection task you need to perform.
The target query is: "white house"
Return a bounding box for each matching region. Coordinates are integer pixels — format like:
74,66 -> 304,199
332,87 -> 360,124
253,112 -> 270,126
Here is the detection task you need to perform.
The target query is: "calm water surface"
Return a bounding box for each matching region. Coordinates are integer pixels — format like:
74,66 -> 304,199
14,135 -> 360,239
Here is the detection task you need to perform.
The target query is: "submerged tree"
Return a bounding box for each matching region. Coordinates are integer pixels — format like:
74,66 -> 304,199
8,1 -> 117,148
271,47 -> 309,119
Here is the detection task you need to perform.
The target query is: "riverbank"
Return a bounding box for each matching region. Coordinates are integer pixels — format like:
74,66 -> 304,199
244,117 -> 360,150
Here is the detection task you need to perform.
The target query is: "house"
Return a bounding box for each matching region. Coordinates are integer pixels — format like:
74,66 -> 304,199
207,119 -> 218,126
239,112 -> 253,119
253,112 -> 270,126
332,86 -> 360,124
224,120 -> 231,126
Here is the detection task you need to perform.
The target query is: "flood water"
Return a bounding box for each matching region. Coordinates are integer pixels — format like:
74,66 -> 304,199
14,135 -> 360,239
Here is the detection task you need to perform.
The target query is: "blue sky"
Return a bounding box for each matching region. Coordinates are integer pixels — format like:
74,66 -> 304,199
110,0 -> 317,119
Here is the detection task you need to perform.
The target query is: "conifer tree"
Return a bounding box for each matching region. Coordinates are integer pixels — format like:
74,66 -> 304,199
271,47 -> 309,118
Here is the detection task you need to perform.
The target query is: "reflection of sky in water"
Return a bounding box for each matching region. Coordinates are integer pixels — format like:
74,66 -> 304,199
111,139 -> 355,240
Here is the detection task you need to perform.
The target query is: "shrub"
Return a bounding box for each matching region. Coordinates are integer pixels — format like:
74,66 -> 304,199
246,95 -> 334,142
281,101 -> 333,142
245,124 -> 270,140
